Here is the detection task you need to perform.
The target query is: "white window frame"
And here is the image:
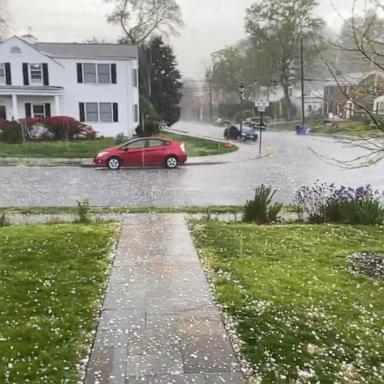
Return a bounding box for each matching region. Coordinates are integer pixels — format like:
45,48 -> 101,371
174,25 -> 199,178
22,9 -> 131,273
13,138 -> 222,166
29,64 -> 43,85
32,104 -> 45,118
85,102 -> 99,122
97,64 -> 112,84
99,103 -> 113,122
84,102 -> 116,122
0,64 -> 5,85
82,64 -> 112,84
83,64 -> 97,84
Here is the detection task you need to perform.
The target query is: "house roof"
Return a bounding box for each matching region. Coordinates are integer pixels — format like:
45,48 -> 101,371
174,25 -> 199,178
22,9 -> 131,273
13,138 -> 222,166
325,71 -> 384,87
36,42 -> 138,60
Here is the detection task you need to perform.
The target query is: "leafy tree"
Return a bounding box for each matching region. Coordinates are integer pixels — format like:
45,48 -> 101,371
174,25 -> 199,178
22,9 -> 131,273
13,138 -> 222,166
105,0 -> 183,44
141,36 -> 182,126
245,0 -> 324,119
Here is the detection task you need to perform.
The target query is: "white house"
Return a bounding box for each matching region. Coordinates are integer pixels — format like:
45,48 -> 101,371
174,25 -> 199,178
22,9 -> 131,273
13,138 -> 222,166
0,35 -> 139,137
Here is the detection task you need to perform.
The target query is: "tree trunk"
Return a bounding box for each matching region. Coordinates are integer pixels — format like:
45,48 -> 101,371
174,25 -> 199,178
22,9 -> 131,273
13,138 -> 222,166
281,70 -> 292,121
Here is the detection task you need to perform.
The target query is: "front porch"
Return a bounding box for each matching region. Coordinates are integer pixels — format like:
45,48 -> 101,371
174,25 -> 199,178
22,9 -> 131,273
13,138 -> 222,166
0,86 -> 64,121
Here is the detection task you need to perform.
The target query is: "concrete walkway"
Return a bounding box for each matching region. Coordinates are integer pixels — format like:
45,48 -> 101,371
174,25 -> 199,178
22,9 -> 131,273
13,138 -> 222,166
85,214 -> 244,384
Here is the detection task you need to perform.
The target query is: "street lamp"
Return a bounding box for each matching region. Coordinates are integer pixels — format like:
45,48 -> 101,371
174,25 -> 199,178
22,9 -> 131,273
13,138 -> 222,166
255,85 -> 269,156
238,82 -> 245,134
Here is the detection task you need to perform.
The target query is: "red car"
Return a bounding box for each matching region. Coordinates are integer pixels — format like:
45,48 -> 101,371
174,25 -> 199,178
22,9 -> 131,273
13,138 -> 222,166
94,137 -> 187,170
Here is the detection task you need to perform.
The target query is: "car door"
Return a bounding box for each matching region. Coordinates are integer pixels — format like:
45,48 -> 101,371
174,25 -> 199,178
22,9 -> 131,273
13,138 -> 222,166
145,139 -> 169,166
120,139 -> 147,167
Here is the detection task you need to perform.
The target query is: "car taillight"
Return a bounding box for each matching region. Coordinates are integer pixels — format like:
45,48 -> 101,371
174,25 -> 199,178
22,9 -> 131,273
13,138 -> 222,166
180,143 -> 185,152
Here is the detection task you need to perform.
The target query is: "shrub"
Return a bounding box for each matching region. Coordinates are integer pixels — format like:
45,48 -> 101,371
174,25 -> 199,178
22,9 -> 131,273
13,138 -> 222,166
115,133 -> 129,144
136,119 -> 160,137
294,182 -> 384,225
234,109 -> 254,122
294,181 -> 331,222
76,200 -> 92,223
44,116 -> 82,140
0,210 -> 9,227
217,101 -> 254,120
0,121 -> 23,144
243,184 -> 283,224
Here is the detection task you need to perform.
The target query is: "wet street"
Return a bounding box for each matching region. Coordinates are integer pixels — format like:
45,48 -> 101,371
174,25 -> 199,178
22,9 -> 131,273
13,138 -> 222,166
0,121 -> 383,207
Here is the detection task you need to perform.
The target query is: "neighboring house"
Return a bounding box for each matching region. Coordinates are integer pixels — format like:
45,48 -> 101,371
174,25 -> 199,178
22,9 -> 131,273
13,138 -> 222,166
0,35 -> 139,136
268,81 -> 326,119
323,71 -> 384,120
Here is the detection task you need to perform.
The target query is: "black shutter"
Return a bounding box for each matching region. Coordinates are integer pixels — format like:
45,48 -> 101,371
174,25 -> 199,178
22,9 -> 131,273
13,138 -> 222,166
23,63 -> 29,85
25,103 -> 32,118
111,64 -> 117,84
45,103 -> 51,118
113,103 -> 119,122
5,63 -> 11,85
43,64 -> 49,86
79,103 -> 85,122
77,64 -> 83,83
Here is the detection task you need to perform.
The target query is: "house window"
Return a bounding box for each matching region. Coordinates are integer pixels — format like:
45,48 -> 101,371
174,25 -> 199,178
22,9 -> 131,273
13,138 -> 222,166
30,64 -> 43,84
10,46 -> 21,54
85,103 -> 99,122
133,104 -> 139,122
100,103 -> 112,122
98,64 -> 111,83
83,102 -> 117,122
80,64 -> 115,84
133,69 -> 138,87
0,64 -> 5,84
84,64 -> 97,83
33,104 -> 45,118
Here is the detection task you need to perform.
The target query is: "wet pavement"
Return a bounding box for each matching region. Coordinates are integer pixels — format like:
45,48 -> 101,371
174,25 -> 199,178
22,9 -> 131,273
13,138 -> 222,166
85,214 -> 244,384
0,121 -> 383,207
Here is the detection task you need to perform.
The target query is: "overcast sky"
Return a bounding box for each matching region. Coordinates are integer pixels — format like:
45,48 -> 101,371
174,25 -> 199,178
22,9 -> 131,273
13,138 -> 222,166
8,0 -> 364,79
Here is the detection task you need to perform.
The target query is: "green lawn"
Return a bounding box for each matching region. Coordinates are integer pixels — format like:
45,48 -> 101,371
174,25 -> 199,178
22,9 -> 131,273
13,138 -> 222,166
0,133 -> 236,159
0,223 -> 117,383
0,138 -> 117,158
309,122 -> 383,137
160,131 -> 237,157
192,221 -> 384,383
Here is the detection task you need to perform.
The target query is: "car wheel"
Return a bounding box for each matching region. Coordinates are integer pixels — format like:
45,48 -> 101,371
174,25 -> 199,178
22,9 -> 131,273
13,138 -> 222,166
107,157 -> 121,170
253,136 -> 257,142
165,156 -> 178,169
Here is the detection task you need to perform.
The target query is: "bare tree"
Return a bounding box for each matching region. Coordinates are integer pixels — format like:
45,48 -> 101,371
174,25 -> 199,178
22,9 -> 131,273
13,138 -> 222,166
105,0 -> 184,44
311,0 -> 384,167
0,0 -> 10,40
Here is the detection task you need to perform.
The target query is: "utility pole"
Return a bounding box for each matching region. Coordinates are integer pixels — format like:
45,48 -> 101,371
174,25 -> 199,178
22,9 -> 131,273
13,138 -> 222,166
300,36 -> 305,126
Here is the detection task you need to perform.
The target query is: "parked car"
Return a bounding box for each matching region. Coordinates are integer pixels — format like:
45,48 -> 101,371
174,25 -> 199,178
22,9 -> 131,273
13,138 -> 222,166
224,125 -> 241,140
224,125 -> 258,142
94,137 -> 187,169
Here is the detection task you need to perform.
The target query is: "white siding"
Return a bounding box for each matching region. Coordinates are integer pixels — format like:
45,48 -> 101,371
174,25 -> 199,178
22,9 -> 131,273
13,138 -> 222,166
0,37 -> 139,137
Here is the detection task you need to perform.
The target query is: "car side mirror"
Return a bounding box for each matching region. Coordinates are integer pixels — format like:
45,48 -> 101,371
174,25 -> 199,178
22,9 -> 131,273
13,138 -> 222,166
123,147 -> 128,151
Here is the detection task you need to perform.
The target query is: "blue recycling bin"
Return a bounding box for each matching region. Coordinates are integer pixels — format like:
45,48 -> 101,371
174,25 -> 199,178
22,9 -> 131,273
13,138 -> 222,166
296,125 -> 308,135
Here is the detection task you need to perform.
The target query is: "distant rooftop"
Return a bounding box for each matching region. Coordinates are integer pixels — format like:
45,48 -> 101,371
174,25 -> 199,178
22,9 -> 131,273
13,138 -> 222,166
325,71 -> 384,87
36,42 -> 138,60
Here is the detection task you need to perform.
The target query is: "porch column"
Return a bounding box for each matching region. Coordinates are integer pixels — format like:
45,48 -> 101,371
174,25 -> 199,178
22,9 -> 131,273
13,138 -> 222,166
12,94 -> 18,120
54,95 -> 60,115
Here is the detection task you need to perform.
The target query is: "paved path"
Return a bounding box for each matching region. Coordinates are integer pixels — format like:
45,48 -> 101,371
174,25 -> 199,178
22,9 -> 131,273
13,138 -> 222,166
85,214 -> 244,384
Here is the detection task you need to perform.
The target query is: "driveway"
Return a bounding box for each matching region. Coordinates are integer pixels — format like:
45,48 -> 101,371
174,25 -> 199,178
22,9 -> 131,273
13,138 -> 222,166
0,121 -> 383,207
